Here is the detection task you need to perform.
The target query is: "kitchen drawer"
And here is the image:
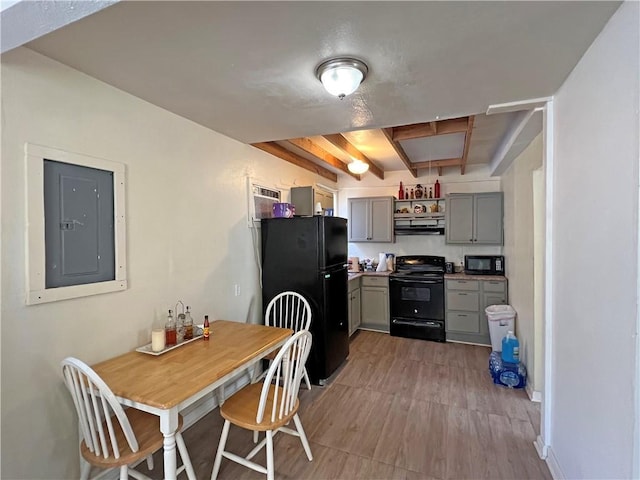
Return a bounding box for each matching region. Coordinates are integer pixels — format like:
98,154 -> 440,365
483,280 -> 506,293
447,312 -> 481,334
348,277 -> 361,293
361,276 -> 389,287
446,291 -> 480,311
446,279 -> 479,291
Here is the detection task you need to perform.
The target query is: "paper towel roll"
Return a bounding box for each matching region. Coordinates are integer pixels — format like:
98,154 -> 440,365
348,257 -> 360,272
376,253 -> 388,272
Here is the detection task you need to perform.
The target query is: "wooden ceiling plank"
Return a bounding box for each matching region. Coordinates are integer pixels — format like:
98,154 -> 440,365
412,158 -> 462,169
382,128 -> 417,178
437,117 -> 470,135
460,115 -> 475,175
323,134 -> 384,179
392,117 -> 469,141
251,142 -> 338,182
286,138 -> 361,180
392,123 -> 434,141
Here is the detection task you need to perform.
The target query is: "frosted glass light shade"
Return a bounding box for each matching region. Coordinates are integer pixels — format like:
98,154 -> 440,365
316,58 -> 368,99
347,159 -> 369,174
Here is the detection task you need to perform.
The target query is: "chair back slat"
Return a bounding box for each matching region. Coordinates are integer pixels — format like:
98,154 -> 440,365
257,330 -> 312,424
61,357 -> 140,460
265,291 -> 312,333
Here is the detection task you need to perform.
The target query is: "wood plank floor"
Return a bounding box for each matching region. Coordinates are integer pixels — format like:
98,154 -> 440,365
137,330 -> 551,479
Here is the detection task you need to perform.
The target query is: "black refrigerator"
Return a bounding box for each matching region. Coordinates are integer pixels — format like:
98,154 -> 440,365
261,216 -> 349,385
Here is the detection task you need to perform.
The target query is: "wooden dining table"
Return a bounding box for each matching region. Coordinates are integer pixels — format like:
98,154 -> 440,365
92,320 -> 293,480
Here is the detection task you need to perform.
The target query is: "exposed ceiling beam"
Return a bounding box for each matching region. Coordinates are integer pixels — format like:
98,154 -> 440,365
285,138 -> 361,180
460,115 -> 475,175
392,117 -> 469,141
323,134 -> 384,179
412,158 -> 462,169
381,128 -> 417,178
251,142 -> 338,182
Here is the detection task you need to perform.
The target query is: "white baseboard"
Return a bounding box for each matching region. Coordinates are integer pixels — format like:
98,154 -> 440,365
526,384 -> 542,402
534,436 -> 565,480
545,446 -> 565,480
534,435 -> 547,459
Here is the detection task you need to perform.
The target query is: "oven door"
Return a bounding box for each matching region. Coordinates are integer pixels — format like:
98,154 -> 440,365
389,277 -> 445,320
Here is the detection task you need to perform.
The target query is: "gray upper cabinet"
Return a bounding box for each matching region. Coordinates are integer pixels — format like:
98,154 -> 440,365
445,192 -> 503,245
348,197 -> 394,242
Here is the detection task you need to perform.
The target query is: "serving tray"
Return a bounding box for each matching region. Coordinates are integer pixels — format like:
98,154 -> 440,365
136,328 -> 204,356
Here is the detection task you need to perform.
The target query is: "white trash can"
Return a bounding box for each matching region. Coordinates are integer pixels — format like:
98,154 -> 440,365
485,305 -> 516,352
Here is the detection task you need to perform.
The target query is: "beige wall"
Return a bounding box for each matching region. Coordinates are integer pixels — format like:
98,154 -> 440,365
501,134 -> 542,395
0,47 -> 335,479
550,1 -> 638,477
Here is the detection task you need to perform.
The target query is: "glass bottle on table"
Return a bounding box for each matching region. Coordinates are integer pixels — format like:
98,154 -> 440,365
184,306 -> 194,340
165,309 -> 177,346
176,311 -> 185,343
203,315 -> 210,340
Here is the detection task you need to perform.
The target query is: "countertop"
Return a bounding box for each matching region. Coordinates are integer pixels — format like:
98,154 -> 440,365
349,271 -> 507,281
348,271 -> 393,280
445,273 -> 507,281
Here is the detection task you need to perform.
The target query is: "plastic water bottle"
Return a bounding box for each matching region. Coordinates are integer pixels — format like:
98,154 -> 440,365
501,331 -> 520,364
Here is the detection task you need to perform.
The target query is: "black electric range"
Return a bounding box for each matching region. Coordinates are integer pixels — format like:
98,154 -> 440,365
389,255 -> 446,342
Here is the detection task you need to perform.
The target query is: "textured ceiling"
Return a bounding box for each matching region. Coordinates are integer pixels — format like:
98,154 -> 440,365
17,1 -> 620,174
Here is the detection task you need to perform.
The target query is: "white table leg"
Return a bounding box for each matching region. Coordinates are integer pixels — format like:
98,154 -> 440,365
159,410 -> 179,480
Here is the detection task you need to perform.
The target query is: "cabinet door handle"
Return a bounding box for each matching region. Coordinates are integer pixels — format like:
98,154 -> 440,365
458,314 -> 468,317
458,293 -> 467,296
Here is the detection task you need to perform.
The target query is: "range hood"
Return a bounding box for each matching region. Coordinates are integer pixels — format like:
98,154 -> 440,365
394,226 -> 445,235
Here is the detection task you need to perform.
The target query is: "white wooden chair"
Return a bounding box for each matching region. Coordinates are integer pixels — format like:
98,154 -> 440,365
262,291 -> 312,390
211,330 -> 313,480
61,357 -> 195,480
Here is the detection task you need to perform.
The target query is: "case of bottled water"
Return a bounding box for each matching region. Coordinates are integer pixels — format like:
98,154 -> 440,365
488,351 -> 527,389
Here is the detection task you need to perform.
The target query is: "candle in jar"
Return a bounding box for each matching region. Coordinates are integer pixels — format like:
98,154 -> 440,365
151,329 -> 166,352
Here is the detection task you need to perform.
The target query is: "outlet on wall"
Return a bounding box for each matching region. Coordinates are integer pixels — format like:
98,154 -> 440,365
234,284 -> 241,296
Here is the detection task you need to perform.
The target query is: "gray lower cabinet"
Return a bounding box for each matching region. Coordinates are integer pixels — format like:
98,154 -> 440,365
348,278 -> 361,337
445,192 -> 503,245
360,276 -> 389,333
348,197 -> 394,242
445,278 -> 508,345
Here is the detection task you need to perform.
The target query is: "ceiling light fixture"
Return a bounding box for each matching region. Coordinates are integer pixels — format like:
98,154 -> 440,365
315,57 -> 368,99
347,159 -> 369,174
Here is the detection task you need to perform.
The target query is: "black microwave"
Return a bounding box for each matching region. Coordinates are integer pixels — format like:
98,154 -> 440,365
464,255 -> 505,275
